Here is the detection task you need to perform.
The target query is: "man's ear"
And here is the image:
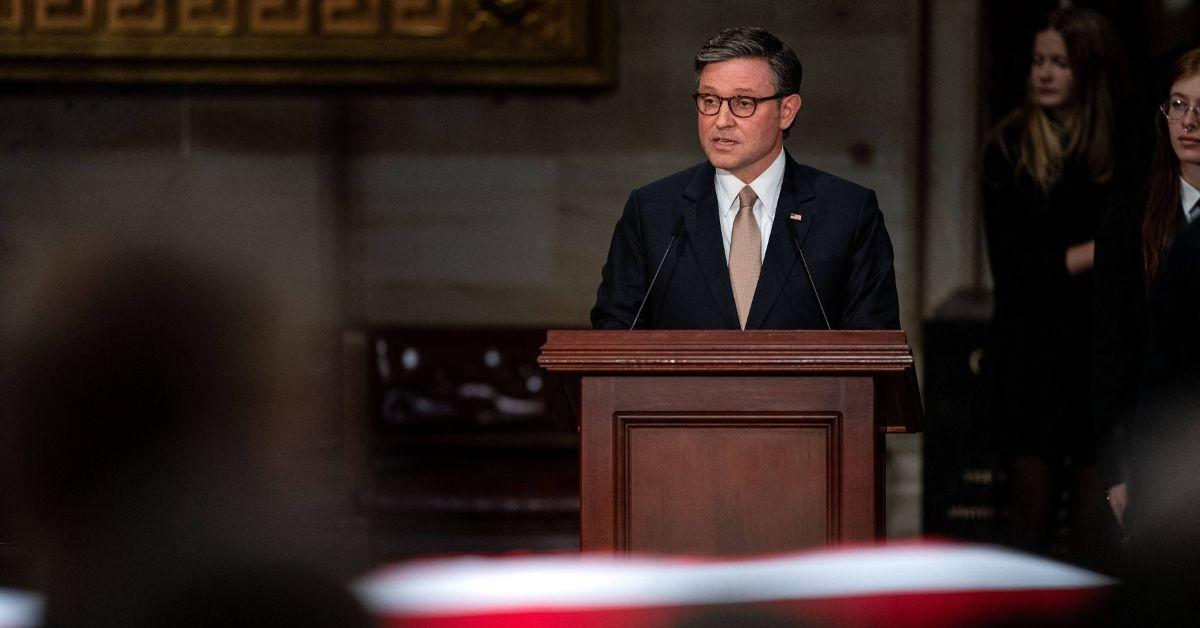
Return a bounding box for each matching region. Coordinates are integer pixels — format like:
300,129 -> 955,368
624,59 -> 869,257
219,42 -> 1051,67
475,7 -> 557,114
780,94 -> 802,129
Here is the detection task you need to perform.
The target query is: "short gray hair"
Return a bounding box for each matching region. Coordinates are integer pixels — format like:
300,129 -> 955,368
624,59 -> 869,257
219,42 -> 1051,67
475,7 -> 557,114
693,27 -> 803,94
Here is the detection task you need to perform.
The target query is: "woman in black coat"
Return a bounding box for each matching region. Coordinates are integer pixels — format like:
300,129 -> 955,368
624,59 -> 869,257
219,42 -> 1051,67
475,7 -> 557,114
981,7 -> 1122,563
1093,47 -> 1200,537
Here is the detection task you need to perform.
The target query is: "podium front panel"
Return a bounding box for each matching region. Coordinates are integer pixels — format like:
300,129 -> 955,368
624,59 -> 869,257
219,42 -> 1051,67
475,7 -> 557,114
580,375 -> 878,554
620,415 -> 836,553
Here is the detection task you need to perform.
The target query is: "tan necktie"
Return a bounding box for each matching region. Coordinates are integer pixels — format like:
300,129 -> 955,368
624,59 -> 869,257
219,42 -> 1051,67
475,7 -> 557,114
729,185 -> 761,329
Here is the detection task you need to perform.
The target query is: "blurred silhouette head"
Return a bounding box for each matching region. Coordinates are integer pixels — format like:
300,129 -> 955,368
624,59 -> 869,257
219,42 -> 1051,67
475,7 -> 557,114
0,242 -> 368,626
2,243 -> 273,542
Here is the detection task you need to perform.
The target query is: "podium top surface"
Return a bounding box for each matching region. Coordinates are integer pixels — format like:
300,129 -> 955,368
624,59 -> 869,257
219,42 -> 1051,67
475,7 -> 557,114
537,330 -> 922,433
538,329 -> 914,374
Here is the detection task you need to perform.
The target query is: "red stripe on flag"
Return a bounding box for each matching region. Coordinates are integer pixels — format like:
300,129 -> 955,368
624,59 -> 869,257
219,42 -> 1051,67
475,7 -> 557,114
378,587 -> 1114,628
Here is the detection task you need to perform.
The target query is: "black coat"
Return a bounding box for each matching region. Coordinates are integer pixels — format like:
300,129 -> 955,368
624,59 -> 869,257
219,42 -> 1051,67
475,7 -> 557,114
981,121 -> 1108,460
590,151 -> 900,330
1125,218 -> 1200,559
1091,199 -> 1147,489
1134,217 -> 1200,466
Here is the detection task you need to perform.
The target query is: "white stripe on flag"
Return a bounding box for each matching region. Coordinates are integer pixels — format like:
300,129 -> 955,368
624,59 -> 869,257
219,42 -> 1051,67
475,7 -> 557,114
354,543 -> 1116,616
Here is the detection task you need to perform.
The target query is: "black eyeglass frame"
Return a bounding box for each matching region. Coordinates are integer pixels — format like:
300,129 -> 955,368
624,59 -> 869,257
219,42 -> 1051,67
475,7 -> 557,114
691,91 -> 794,118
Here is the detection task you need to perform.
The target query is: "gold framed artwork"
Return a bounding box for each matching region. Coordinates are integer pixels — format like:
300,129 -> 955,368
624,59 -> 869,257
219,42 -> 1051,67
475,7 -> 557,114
0,0 -> 614,86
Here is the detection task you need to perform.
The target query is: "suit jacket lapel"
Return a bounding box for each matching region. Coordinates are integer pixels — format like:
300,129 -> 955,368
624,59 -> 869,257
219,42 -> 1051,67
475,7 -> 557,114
683,164 -> 740,329
746,154 -> 817,329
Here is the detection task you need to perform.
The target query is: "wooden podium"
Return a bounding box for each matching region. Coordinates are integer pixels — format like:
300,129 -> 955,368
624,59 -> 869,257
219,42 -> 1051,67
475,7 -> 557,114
538,330 -> 922,555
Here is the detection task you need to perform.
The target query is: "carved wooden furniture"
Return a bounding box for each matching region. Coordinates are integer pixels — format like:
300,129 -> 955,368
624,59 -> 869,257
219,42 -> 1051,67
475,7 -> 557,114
538,330 -> 922,555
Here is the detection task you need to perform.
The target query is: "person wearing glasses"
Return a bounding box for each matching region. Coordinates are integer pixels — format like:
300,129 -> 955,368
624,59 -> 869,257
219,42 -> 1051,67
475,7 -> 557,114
1094,48 -> 1200,547
1092,47 -> 1200,618
590,26 -> 899,331
980,7 -> 1123,566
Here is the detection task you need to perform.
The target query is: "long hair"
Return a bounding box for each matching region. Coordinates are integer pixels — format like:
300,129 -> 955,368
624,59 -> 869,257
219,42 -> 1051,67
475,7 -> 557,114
1143,48 -> 1200,285
1006,8 -> 1121,193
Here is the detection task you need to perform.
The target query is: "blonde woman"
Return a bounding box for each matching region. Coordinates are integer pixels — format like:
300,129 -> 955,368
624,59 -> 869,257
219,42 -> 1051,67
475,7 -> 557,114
981,7 -> 1122,564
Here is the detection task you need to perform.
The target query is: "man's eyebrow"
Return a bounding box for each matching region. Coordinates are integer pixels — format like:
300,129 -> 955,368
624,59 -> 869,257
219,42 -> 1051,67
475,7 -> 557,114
697,85 -> 764,94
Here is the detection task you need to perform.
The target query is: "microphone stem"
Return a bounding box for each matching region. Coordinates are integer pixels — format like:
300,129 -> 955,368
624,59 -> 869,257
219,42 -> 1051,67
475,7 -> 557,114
786,219 -> 832,330
630,234 -> 679,330
796,244 -> 832,330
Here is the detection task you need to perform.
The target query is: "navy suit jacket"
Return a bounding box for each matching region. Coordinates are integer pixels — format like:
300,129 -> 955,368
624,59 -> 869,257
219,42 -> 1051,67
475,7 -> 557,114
590,152 -> 900,330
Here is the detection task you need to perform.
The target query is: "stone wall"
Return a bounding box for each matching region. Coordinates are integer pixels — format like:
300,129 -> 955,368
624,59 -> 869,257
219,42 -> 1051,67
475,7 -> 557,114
0,0 -> 985,541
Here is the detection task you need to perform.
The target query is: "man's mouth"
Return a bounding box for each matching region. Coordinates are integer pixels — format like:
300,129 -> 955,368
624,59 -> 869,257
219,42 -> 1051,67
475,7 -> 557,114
713,137 -> 738,146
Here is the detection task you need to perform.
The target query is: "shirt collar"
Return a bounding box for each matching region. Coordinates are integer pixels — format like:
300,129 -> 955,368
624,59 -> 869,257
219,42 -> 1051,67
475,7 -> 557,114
715,149 -> 787,215
1182,176 -> 1200,223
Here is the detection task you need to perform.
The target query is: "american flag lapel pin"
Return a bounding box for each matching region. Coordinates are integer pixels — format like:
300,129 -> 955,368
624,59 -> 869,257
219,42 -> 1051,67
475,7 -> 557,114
789,212 -> 803,222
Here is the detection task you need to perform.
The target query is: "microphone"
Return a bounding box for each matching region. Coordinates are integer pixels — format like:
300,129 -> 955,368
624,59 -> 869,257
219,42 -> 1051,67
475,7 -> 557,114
785,217 -> 832,330
630,215 -> 686,330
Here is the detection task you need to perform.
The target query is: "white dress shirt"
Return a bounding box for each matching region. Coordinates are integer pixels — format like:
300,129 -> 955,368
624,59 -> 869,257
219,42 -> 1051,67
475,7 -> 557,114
715,149 -> 787,263
1181,176 -> 1200,224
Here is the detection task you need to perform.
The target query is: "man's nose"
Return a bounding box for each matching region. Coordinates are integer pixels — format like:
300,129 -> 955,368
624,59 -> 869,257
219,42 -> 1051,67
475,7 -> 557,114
714,100 -> 736,127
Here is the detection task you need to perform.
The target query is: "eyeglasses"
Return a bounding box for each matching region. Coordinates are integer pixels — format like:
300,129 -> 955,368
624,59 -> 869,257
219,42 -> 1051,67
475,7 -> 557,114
1161,97 -> 1200,123
693,92 -> 791,118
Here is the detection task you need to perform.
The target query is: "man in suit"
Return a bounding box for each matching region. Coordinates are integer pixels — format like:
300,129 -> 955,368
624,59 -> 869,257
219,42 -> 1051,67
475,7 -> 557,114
591,27 -> 900,330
